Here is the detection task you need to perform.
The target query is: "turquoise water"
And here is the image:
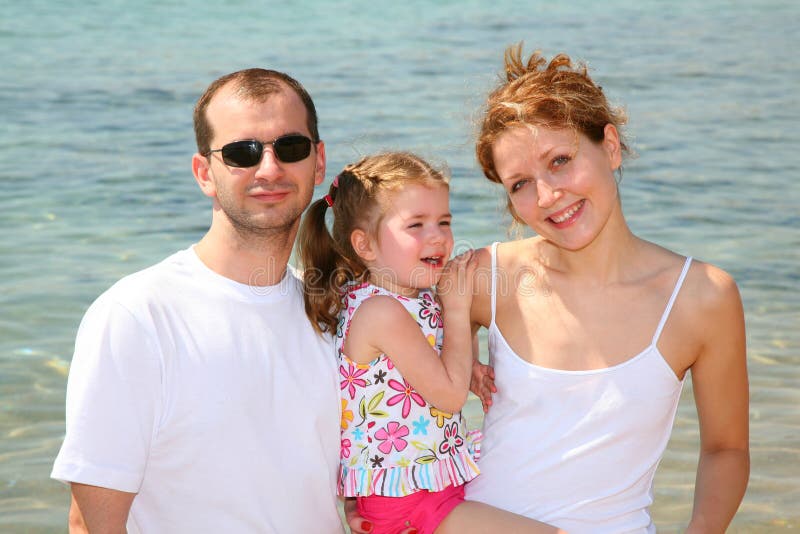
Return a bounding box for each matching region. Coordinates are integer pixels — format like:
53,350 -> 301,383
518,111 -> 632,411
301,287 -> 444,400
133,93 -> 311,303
1,0 -> 798,531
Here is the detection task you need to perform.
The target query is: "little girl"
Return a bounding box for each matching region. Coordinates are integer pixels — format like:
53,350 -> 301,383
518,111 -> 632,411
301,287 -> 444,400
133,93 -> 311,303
298,152 -> 561,534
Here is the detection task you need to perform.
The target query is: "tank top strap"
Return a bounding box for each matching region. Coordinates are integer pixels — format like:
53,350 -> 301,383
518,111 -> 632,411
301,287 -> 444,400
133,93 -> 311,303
490,242 -> 500,327
652,256 -> 693,345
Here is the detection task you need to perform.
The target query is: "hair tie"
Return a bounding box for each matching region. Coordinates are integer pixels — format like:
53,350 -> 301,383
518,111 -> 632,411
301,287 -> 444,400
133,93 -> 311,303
323,174 -> 341,207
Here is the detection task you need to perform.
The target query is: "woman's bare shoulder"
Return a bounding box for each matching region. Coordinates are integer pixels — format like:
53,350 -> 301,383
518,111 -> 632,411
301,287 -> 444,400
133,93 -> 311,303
473,238 -> 542,286
685,259 -> 742,313
495,237 -> 545,266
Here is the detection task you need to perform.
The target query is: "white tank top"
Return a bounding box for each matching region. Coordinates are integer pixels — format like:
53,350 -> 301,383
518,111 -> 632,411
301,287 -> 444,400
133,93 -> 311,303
466,243 -> 691,534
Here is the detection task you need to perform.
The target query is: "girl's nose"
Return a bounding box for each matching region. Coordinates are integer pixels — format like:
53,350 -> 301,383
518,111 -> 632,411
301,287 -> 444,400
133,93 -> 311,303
429,226 -> 447,244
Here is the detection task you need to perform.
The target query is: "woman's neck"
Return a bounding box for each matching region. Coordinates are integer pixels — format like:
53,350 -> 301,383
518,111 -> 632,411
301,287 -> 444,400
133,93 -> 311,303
539,215 -> 642,286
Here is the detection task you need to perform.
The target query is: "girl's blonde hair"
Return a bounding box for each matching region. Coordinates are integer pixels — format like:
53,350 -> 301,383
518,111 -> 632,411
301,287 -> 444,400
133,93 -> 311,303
476,44 -> 630,222
298,152 -> 449,334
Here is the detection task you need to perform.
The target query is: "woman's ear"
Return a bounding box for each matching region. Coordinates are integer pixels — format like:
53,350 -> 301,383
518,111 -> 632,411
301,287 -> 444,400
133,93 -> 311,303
350,229 -> 376,262
602,124 -> 622,171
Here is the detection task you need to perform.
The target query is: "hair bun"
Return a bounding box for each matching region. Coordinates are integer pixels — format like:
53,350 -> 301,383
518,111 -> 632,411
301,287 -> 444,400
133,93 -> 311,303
504,42 -> 547,82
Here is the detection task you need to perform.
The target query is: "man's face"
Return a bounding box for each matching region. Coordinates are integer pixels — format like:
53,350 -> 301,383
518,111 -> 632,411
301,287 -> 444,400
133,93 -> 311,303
194,84 -> 325,238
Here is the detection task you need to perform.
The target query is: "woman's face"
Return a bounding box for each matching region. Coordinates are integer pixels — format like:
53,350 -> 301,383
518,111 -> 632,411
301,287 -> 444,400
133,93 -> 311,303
492,124 -> 622,251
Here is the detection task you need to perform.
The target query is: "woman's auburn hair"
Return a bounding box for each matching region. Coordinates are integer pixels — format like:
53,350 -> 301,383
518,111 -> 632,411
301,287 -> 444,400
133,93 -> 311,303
476,44 -> 630,188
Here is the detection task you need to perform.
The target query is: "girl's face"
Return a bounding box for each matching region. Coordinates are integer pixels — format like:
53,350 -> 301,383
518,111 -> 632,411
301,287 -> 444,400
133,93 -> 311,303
492,124 -> 622,251
361,183 -> 453,296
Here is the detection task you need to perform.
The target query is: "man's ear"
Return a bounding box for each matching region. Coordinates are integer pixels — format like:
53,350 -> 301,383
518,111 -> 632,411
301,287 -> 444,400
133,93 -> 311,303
314,141 -> 326,186
192,153 -> 217,198
350,229 -> 376,262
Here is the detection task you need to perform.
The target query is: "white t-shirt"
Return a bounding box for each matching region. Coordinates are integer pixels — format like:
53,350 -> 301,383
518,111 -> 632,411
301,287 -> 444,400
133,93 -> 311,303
52,247 -> 343,534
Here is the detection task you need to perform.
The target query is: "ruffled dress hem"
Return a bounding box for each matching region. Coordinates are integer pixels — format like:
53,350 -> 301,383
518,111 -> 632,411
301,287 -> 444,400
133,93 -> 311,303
340,430 -> 482,497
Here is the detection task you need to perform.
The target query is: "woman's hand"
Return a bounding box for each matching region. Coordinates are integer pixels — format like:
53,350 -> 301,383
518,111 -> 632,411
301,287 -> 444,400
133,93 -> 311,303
470,358 -> 496,412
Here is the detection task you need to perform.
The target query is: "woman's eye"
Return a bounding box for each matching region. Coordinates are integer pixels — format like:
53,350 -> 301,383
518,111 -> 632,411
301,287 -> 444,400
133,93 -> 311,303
439,220 -> 451,227
511,179 -> 528,193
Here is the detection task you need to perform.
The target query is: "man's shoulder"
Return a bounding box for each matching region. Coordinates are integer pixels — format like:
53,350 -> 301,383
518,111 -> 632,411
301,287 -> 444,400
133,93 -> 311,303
97,248 -> 196,308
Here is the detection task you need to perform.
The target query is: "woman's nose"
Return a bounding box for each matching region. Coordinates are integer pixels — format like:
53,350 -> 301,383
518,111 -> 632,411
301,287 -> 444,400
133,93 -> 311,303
536,179 -> 563,208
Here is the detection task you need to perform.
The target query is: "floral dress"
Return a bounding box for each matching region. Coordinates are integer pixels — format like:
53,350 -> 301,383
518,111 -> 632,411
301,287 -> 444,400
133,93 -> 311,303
337,282 -> 481,497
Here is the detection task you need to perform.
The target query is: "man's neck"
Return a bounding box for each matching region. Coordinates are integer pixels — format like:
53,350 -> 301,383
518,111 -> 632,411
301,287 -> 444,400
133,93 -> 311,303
194,224 -> 297,286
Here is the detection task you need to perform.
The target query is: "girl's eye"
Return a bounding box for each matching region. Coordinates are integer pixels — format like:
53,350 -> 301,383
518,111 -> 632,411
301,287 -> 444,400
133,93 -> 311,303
552,155 -> 570,167
408,222 -> 423,229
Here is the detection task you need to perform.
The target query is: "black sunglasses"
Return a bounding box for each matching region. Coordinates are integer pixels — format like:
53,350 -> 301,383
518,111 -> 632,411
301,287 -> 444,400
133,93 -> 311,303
206,134 -> 314,167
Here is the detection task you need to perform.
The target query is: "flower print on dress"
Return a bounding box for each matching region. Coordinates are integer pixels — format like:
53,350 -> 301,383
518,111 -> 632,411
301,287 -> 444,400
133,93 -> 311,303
430,407 -> 453,428
438,422 -> 464,456
340,362 -> 369,399
336,282 -> 483,498
425,334 -> 436,348
412,415 -> 430,436
386,378 -> 425,418
341,399 -> 354,430
341,438 -> 352,459
418,292 -> 442,329
336,312 -> 347,338
375,421 -> 410,454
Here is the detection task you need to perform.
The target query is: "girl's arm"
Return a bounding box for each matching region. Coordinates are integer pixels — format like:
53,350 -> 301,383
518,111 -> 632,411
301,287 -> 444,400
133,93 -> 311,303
686,266 -> 749,533
344,253 -> 475,413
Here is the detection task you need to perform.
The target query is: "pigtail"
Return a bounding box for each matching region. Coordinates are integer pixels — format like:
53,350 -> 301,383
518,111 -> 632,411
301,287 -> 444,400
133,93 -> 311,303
298,196 -> 348,335
298,153 -> 450,335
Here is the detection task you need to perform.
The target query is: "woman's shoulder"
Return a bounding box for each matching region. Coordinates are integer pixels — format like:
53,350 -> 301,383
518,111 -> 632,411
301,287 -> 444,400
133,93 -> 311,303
641,241 -> 742,316
477,236 -> 543,268
684,258 -> 742,314
471,238 -> 542,326
642,243 -> 746,377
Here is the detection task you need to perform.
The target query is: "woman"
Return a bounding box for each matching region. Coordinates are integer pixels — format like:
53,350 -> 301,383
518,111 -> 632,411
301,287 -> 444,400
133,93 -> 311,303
464,45 -> 749,533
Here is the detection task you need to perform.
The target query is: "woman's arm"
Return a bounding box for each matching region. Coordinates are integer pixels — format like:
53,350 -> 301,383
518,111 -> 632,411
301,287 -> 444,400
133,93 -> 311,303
686,266 -> 749,533
470,323 -> 496,412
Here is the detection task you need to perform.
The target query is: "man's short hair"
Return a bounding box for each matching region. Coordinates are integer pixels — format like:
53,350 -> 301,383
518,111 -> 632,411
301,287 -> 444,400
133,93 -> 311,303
193,69 -> 319,156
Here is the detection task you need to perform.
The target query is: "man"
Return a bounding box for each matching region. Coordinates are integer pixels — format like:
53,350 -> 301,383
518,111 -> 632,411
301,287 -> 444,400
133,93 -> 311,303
51,69 -> 344,533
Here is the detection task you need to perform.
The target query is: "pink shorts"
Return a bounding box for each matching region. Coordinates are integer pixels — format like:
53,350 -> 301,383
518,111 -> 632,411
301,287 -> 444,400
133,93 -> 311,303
356,484 -> 465,534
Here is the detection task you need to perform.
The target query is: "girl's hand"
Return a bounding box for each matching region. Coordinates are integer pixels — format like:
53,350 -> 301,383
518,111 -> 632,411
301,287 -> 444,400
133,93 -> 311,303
470,359 -> 497,413
437,249 -> 476,315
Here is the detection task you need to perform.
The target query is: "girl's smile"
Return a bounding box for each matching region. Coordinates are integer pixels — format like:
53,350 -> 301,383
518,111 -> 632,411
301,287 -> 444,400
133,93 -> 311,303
362,183 -> 453,296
